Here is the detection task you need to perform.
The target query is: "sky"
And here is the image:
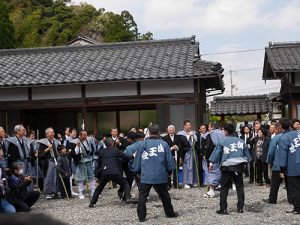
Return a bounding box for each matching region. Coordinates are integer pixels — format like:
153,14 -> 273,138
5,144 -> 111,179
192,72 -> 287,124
73,0 -> 300,97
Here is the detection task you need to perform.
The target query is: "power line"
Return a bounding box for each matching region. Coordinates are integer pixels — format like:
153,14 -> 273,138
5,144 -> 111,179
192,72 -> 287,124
231,67 -> 263,72
201,48 -> 264,56
236,87 -> 279,94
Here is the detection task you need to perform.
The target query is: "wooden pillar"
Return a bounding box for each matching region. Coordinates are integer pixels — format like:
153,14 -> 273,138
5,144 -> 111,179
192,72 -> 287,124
93,112 -> 97,135
257,113 -> 261,120
116,110 -> 120,131
194,79 -> 206,128
221,115 -> 225,122
81,85 -> 87,129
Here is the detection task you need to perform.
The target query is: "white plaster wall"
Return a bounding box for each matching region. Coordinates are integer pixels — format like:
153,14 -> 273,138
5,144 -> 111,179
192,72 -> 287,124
0,88 -> 28,101
86,82 -> 137,97
32,85 -> 81,100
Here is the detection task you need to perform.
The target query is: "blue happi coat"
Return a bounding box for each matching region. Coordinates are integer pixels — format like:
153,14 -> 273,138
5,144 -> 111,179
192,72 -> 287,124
278,130 -> 300,176
133,137 -> 175,184
266,133 -> 282,172
124,141 -> 142,172
209,136 -> 252,167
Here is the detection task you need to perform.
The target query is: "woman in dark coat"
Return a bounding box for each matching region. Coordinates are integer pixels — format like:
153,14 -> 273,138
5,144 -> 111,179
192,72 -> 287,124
253,128 -> 271,186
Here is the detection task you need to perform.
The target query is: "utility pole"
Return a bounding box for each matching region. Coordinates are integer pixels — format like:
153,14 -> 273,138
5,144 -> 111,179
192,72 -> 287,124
230,67 -> 233,96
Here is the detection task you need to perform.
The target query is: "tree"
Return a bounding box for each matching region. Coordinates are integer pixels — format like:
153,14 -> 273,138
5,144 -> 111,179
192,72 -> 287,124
88,11 -> 139,42
138,31 -> 154,41
3,1 -> 153,48
0,0 -> 16,49
18,9 -> 42,47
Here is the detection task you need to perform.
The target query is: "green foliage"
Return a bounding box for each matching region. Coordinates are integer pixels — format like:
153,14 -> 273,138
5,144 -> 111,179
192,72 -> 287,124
0,0 -> 153,49
138,31 -> 154,41
88,10 -> 139,42
0,0 -> 16,49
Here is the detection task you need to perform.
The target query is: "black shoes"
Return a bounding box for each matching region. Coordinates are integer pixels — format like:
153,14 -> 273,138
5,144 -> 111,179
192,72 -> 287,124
118,190 -> 123,199
216,210 -> 229,215
167,212 -> 179,218
216,209 -> 243,214
286,209 -> 300,214
262,199 -> 276,204
125,199 -> 138,204
237,209 -> 244,213
89,203 -> 94,208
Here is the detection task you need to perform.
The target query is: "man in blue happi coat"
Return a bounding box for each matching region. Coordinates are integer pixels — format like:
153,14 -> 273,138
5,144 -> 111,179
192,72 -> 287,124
263,122 -> 283,204
209,123 -> 252,215
278,118 -> 300,215
133,123 -> 178,222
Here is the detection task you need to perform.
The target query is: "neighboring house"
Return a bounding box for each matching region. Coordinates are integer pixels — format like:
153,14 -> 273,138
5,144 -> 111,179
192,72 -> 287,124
0,36 -> 224,135
66,35 -> 101,46
263,42 -> 300,119
210,95 -> 273,121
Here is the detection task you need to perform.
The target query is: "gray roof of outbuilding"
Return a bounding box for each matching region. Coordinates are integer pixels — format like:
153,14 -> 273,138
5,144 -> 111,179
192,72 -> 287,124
66,35 -> 101,45
263,42 -> 300,79
0,37 -> 224,89
210,95 -> 272,115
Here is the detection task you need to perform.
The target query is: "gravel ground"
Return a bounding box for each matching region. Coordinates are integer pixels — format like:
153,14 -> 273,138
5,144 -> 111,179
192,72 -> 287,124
32,182 -> 300,225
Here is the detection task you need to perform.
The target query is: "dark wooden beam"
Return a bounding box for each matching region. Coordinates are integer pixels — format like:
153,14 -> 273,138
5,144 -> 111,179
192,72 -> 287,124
81,85 -> 87,128
0,94 -> 195,110
116,110 -> 120,131
137,81 -> 141,96
194,78 -> 206,127
28,87 -> 32,101
257,113 -> 262,120
93,111 -> 97,135
221,115 -> 225,122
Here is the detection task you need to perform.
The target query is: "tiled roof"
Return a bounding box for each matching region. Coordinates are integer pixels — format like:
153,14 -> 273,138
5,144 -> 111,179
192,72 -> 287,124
210,95 -> 272,115
0,37 -> 224,89
263,42 -> 300,79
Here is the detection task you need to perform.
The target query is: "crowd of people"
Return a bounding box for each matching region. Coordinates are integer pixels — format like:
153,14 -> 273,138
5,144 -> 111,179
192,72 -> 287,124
0,117 -> 300,221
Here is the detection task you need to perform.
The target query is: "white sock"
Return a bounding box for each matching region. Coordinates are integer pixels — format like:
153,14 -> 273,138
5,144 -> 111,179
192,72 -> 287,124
77,182 -> 85,194
89,179 -> 96,195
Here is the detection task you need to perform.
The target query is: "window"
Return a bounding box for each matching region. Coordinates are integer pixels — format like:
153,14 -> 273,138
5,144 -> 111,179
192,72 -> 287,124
297,105 -> 300,119
120,111 -> 139,133
140,110 -> 157,128
97,111 -> 117,136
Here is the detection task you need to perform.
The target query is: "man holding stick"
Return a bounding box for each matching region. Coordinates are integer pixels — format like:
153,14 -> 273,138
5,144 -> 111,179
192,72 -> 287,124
163,125 -> 189,189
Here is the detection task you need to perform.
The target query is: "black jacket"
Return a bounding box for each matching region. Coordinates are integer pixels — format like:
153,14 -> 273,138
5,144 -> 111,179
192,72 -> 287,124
162,134 -> 189,160
111,136 -> 129,151
6,138 -> 28,169
204,134 -> 215,160
195,133 -> 206,155
7,174 -> 32,202
57,154 -> 71,178
38,141 -> 59,176
0,140 -> 7,160
96,147 -> 130,178
253,136 -> 271,162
